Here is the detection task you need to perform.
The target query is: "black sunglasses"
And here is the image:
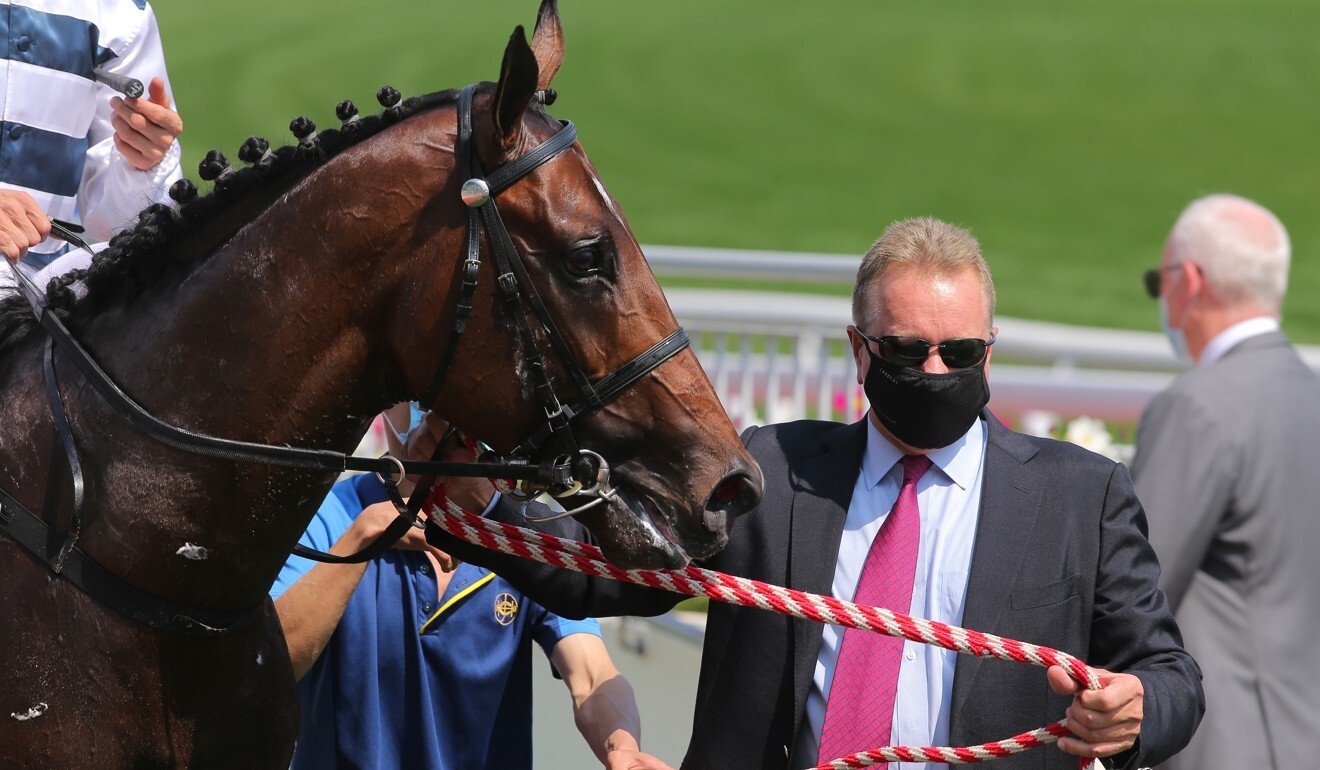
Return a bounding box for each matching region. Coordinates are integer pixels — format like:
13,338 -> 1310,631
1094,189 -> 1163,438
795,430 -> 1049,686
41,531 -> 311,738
1143,264 -> 1184,299
853,327 -> 996,369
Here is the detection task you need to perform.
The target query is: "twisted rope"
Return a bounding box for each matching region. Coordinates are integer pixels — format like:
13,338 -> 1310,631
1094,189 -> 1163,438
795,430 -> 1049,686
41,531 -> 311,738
427,500 -> 1101,768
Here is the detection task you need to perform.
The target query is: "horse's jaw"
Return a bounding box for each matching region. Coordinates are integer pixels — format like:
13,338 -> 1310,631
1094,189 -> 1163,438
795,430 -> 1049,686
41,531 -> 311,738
617,492 -> 692,570
564,488 -> 712,571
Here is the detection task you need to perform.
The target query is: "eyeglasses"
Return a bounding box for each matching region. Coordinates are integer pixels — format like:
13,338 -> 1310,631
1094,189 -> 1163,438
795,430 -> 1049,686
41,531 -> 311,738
1143,264 -> 1183,299
853,327 -> 996,369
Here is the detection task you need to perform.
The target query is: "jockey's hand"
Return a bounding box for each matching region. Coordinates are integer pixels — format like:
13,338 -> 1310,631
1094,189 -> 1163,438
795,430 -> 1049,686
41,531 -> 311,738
342,501 -> 458,571
1048,665 -> 1144,760
605,750 -> 676,770
414,413 -> 497,514
0,190 -> 50,262
110,77 -> 182,171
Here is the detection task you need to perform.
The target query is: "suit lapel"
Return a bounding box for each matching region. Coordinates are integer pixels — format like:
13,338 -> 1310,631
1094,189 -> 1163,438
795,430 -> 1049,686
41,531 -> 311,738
949,414 -> 1043,731
787,420 -> 867,735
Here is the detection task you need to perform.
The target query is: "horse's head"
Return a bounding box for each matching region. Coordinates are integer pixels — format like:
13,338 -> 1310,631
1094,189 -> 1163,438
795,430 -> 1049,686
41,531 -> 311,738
394,2 -> 762,569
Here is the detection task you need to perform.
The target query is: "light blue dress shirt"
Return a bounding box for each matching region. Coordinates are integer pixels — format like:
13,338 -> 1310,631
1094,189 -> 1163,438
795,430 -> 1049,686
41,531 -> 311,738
796,416 -> 987,769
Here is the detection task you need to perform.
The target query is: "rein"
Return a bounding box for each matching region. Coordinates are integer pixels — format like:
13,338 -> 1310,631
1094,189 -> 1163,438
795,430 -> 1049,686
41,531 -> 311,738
428,500 -> 1105,769
0,82 -> 689,635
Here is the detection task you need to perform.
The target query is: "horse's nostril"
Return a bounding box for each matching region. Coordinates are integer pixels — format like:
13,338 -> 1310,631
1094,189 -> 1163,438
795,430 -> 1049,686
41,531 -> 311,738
704,470 -> 762,522
711,476 -> 745,505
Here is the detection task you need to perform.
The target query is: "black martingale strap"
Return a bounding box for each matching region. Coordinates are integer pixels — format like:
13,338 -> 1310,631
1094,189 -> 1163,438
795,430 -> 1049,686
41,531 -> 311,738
0,487 -> 261,636
42,337 -> 85,573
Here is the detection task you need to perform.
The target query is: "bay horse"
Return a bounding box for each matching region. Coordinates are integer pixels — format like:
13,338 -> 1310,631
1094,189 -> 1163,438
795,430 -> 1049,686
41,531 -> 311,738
0,2 -> 762,766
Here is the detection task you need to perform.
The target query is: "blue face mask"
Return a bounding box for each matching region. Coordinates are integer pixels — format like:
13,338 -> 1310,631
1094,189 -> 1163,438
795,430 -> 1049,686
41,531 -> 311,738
385,402 -> 428,444
1160,297 -> 1189,361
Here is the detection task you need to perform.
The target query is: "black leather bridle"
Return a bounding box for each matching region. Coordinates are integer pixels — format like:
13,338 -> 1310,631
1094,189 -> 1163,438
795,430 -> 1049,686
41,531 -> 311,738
0,83 -> 689,635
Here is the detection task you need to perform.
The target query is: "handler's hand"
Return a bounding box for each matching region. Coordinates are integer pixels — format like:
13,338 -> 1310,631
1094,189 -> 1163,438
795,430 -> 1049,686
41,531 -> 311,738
110,77 -> 183,171
414,413 -> 497,514
605,750 -> 676,770
1048,665 -> 1143,760
342,501 -> 458,572
0,189 -> 50,262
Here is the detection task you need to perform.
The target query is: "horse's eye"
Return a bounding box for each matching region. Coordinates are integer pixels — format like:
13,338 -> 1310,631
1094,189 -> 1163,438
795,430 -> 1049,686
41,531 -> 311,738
565,248 -> 602,276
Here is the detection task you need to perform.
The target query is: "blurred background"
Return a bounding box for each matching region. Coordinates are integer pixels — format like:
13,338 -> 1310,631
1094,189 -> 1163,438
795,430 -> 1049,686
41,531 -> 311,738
155,1 -> 1318,765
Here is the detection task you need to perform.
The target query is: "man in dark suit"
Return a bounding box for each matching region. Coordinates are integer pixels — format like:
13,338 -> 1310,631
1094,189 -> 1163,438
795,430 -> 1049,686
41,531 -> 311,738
431,217 -> 1203,770
1133,194 -> 1318,770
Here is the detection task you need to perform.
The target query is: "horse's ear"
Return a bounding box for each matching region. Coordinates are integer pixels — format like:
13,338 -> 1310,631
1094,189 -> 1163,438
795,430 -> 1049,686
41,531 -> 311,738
530,0 -> 564,90
493,25 -> 539,143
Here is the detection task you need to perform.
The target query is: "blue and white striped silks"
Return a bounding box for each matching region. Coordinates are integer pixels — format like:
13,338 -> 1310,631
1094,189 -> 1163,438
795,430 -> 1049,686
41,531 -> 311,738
0,0 -> 181,269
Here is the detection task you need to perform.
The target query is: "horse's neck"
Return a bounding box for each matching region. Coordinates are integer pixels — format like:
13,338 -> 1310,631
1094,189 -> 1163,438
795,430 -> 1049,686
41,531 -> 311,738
62,148 -> 462,611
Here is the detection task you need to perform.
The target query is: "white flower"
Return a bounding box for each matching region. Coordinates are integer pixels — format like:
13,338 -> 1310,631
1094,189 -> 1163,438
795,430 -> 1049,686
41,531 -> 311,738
1064,416 -> 1124,462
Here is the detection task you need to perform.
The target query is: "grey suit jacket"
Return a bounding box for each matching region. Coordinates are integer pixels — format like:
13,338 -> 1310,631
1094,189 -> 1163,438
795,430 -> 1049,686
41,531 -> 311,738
433,414 -> 1204,769
1133,331 -> 1320,770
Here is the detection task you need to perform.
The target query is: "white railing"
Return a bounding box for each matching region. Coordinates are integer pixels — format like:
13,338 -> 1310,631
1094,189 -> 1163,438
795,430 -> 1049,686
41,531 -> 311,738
647,245 -> 1320,439
667,288 -> 1174,439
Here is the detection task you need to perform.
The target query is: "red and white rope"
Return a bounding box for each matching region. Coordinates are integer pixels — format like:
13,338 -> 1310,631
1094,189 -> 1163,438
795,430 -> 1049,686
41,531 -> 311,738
427,500 -> 1101,768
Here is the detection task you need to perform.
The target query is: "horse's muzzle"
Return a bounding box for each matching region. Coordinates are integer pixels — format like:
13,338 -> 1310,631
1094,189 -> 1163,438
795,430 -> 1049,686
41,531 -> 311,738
675,464 -> 764,561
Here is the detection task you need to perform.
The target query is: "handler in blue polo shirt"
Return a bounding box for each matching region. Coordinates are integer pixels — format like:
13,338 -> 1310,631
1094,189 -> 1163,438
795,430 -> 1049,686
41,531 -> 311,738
272,404 -> 644,769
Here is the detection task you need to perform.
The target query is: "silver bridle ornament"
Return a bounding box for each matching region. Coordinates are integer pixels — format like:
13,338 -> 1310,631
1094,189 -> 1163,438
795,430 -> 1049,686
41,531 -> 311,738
460,178 -> 491,208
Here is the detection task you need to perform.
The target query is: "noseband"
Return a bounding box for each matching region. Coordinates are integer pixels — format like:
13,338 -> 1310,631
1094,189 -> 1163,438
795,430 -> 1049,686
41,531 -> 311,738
0,84 -> 689,635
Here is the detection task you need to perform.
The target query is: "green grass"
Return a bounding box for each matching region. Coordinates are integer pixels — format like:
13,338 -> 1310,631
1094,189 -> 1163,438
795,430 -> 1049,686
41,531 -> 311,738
158,0 -> 1320,340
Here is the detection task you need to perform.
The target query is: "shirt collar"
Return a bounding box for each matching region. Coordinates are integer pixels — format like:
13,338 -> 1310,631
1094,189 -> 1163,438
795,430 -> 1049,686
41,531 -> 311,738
1200,316 -> 1280,367
861,415 -> 985,491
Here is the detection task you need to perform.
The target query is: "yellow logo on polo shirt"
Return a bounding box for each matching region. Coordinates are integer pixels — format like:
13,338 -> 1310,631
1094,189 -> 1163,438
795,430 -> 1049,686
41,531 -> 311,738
494,592 -> 519,626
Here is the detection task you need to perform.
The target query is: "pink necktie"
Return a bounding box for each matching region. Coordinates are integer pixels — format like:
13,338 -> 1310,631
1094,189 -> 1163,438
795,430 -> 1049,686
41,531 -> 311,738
818,454 -> 933,766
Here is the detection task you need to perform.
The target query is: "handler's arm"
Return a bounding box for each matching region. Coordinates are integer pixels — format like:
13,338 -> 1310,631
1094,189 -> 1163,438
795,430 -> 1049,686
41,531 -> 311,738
551,633 -> 643,765
276,502 -> 450,679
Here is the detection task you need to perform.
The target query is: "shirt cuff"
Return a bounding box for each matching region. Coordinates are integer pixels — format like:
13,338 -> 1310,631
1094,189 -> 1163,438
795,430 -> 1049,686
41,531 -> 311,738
480,490 -> 502,518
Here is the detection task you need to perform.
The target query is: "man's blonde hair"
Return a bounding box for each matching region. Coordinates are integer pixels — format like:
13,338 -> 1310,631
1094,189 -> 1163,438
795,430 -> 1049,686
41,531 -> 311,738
851,217 -> 996,331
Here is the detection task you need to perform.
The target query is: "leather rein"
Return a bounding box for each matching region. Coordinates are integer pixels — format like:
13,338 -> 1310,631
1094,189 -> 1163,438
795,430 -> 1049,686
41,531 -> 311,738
0,83 -> 690,636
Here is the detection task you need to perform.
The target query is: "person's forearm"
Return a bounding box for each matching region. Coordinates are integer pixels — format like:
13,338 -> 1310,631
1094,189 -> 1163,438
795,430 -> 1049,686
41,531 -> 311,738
572,674 -> 642,764
273,535 -> 373,680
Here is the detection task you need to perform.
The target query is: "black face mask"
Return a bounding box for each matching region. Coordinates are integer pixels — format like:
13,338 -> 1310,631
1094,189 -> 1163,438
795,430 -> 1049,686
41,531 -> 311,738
862,350 -> 990,450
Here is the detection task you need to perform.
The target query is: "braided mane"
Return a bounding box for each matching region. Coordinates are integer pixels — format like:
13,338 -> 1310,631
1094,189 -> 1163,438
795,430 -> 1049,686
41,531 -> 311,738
0,86 -> 460,359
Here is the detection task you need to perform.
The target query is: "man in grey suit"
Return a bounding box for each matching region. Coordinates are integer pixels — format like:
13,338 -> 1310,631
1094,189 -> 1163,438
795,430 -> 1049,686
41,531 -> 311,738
433,218 -> 1203,770
1133,194 -> 1318,770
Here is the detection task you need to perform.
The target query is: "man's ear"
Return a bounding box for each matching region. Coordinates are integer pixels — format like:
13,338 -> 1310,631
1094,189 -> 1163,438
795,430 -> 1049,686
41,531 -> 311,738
846,325 -> 869,385
493,25 -> 540,144
1183,261 -> 1207,300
